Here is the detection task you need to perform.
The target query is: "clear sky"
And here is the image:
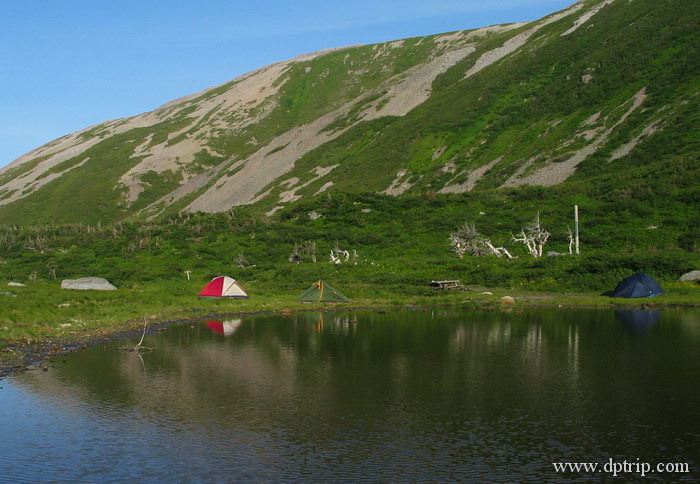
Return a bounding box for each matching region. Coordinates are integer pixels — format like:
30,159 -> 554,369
0,0 -> 575,168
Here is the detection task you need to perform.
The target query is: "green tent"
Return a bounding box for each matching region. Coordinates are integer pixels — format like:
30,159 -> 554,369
296,280 -> 350,303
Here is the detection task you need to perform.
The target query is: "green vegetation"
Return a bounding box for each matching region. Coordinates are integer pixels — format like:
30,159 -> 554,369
1,0 -> 699,365
2,187 -> 699,322
1,0 -> 697,227
0,186 -> 698,372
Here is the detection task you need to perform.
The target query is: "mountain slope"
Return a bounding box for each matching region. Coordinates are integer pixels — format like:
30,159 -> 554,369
0,0 -> 697,225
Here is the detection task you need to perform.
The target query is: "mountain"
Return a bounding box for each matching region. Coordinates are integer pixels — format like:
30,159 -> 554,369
0,0 -> 698,225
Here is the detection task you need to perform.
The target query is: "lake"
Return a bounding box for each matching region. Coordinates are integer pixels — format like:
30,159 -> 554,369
1,308 -> 698,482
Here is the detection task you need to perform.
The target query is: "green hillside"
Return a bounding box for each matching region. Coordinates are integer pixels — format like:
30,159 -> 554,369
0,0 -> 698,296
1,0 -> 697,226
245,0 -> 700,210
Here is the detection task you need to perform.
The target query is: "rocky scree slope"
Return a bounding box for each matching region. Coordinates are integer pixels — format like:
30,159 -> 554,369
0,0 -> 697,224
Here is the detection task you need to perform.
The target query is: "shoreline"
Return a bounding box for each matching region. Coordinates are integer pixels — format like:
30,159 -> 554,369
2,294 -> 696,380
0,304 -> 398,379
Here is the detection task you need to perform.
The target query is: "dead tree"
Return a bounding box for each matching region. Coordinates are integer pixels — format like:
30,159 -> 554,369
483,240 -> 515,260
289,240 -> 317,264
234,252 -> 249,267
449,222 -> 514,259
47,261 -> 57,280
305,241 -> 317,263
449,222 -> 484,258
289,243 -> 302,264
330,241 -> 352,264
120,319 -> 154,352
26,235 -> 48,253
511,213 -> 550,257
567,227 -> 574,255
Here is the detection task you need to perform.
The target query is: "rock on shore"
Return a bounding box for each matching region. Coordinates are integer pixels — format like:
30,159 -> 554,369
679,270 -> 700,282
61,277 -> 117,291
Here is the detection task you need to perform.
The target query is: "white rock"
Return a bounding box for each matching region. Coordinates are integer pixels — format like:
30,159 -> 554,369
500,296 -> 516,305
61,277 -> 117,291
679,270 -> 700,282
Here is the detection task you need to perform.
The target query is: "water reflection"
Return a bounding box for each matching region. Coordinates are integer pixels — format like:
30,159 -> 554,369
615,309 -> 662,331
2,308 -> 699,482
205,318 -> 243,336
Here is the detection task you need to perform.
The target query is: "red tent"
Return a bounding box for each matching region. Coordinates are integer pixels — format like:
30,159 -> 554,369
198,276 -> 249,299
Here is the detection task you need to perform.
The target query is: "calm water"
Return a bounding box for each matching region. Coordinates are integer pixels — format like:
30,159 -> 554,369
1,308 -> 698,482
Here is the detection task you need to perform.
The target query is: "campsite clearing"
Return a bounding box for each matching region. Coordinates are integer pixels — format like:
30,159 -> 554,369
2,279 -> 700,378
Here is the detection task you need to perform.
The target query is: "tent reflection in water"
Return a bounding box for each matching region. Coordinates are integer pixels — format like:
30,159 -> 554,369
614,310 -> 661,331
206,319 -> 243,336
198,276 -> 249,299
612,273 -> 663,298
296,280 -> 350,303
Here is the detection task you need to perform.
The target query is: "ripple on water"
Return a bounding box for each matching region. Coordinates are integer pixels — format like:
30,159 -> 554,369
1,308 -> 699,481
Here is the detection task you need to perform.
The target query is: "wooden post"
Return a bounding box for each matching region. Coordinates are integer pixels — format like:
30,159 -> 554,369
574,205 -> 580,255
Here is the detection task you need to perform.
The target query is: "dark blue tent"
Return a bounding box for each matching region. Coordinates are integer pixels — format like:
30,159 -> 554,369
612,273 -> 663,298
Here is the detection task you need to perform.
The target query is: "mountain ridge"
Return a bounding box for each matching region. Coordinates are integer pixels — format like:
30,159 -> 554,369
0,0 -> 697,225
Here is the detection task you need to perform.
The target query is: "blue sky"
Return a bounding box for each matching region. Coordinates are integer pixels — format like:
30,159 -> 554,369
0,0 -> 575,168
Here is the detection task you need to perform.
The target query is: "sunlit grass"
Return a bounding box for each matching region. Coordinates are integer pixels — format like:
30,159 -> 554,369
2,279 -> 698,350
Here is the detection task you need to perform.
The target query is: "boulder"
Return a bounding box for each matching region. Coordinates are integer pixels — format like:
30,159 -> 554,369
679,270 -> 700,282
61,277 -> 117,291
500,296 -> 516,305
8,282 -> 26,287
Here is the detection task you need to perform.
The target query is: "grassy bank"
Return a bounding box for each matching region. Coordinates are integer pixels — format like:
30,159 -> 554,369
3,278 -> 700,341
2,277 -> 699,376
1,191 -> 699,375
